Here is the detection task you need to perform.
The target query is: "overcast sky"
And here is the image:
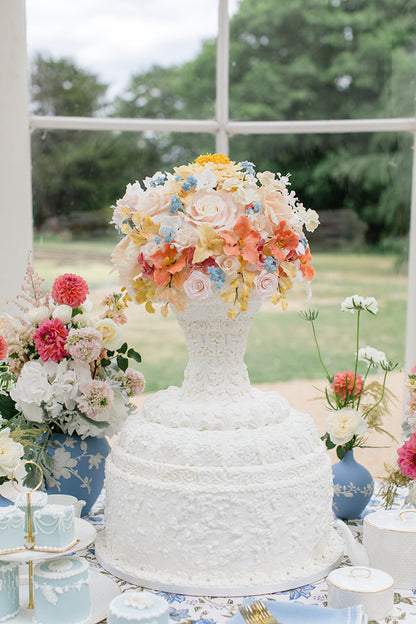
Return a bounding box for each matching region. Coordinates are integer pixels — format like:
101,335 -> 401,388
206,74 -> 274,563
25,0 -> 239,97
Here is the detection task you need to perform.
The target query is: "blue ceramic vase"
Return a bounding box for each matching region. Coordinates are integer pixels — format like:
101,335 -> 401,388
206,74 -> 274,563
332,449 -> 374,520
44,433 -> 110,515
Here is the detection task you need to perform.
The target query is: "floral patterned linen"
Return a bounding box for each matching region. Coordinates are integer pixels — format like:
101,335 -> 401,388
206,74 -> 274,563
85,486 -> 416,624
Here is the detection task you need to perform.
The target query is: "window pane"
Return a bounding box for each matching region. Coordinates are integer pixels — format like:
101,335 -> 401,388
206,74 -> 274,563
229,0 -> 416,121
26,0 -> 219,118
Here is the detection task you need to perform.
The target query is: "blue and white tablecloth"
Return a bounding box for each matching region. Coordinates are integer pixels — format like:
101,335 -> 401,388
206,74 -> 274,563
84,489 -> 416,624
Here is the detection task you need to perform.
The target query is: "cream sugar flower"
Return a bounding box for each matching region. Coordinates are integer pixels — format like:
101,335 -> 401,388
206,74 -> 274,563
111,154 -> 318,318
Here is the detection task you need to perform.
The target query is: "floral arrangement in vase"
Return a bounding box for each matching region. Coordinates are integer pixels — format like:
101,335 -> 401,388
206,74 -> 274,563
111,153 -> 319,319
380,364 -> 416,508
301,295 -> 397,459
0,260 -> 144,490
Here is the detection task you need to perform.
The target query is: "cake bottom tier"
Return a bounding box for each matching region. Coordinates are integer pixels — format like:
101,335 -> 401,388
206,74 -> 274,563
100,407 -> 341,592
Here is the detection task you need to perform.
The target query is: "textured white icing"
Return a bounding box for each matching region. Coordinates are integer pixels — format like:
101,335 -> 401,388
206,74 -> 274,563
35,557 -> 89,580
124,593 -> 154,610
48,560 -> 73,573
102,295 -> 336,589
15,491 -> 47,508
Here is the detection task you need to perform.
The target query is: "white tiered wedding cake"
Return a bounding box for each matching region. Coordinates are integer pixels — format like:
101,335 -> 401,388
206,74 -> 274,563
96,154 -> 342,593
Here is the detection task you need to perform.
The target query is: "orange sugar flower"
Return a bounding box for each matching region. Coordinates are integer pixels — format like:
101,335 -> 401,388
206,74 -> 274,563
298,247 -> 315,281
220,216 -> 260,264
150,244 -> 188,286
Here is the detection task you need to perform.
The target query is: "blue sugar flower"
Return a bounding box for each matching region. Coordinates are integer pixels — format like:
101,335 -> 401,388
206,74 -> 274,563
154,235 -> 162,245
246,201 -> 263,215
169,193 -> 183,215
207,266 -> 225,289
240,160 -> 256,177
263,256 -> 279,273
159,227 -> 175,244
149,173 -> 166,187
182,174 -> 197,192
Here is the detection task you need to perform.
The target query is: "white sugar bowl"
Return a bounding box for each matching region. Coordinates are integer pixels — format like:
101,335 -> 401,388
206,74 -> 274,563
327,566 -> 394,621
363,509 -> 416,589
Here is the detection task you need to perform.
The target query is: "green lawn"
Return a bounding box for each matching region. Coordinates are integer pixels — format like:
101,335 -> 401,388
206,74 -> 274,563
33,236 -> 407,393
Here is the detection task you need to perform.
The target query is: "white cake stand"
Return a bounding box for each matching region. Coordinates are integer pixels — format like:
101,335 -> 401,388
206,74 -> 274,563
95,527 -> 345,597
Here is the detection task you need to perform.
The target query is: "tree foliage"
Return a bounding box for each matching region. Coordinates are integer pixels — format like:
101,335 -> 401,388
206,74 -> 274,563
30,0 -> 416,241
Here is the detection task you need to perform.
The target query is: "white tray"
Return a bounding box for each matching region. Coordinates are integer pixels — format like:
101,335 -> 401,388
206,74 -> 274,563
11,568 -> 120,623
0,518 -> 96,563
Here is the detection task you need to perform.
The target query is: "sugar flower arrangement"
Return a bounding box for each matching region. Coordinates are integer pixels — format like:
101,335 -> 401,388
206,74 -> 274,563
111,153 -> 319,319
0,261 -> 144,484
380,364 -> 416,508
301,295 -> 397,459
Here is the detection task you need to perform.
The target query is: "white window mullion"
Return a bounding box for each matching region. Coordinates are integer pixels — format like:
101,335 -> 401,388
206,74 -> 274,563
405,131 -> 416,372
216,0 -> 229,155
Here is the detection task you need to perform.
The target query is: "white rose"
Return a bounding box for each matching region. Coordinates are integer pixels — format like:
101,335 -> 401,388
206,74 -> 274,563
358,346 -> 387,367
71,313 -> 90,327
183,270 -> 212,300
254,270 -> 279,297
80,297 -> 93,314
24,306 -> 50,325
94,318 -> 124,351
326,407 -> 367,445
10,361 -> 53,423
0,428 -> 24,478
52,305 -> 73,324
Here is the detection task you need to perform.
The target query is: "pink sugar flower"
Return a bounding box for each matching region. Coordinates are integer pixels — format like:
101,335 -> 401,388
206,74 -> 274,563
77,380 -> 114,419
0,336 -> 7,361
332,370 -> 364,400
33,318 -> 68,362
397,433 -> 416,479
52,273 -> 89,308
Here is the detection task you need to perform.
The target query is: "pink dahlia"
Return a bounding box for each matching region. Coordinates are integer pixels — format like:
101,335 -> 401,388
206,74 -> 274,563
33,318 -> 68,362
397,434 -> 416,479
333,370 -> 364,400
0,336 -> 7,361
52,273 -> 89,308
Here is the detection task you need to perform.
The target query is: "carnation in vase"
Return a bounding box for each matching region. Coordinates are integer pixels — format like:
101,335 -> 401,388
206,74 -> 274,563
397,433 -> 416,479
332,370 -> 364,401
52,273 -> 89,308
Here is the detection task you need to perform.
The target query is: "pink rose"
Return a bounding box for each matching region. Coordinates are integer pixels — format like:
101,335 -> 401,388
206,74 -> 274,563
254,270 -> 279,297
259,187 -> 296,229
185,189 -> 239,230
136,187 -> 171,219
216,254 -> 241,279
183,270 -> 212,300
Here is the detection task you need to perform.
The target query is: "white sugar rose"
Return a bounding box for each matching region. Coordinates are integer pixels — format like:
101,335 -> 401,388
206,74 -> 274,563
52,305 -> 73,324
185,189 -> 238,230
254,270 -> 279,297
303,208 -> 320,232
94,318 -> 124,351
183,270 -> 212,300
326,407 -> 367,445
136,187 -> 170,219
0,428 -> 24,478
172,223 -> 199,251
25,305 -> 49,325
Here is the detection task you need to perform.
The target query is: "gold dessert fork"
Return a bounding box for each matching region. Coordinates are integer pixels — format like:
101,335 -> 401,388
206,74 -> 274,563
251,600 -> 281,624
239,603 -> 260,624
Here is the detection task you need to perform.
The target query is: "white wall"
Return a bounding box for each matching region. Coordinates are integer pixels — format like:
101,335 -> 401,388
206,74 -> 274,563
0,0 -> 32,312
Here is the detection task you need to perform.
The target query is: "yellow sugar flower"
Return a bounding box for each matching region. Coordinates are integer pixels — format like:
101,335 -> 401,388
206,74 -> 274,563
193,224 -> 225,264
195,153 -> 231,166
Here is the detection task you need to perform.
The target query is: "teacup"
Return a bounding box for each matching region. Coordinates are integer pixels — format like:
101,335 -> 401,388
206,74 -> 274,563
47,494 -> 86,518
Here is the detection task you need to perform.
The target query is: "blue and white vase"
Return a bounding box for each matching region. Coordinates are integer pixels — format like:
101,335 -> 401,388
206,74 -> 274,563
44,433 -> 110,515
332,449 -> 374,520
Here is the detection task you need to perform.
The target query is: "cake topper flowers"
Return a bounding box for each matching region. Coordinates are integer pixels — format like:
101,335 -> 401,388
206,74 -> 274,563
111,153 -> 319,319
301,295 -> 397,459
